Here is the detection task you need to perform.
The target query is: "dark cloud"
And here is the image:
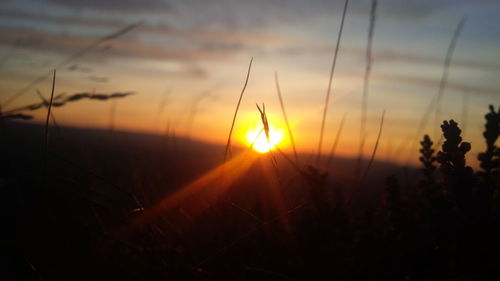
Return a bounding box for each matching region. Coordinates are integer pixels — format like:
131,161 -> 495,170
40,0 -> 499,23
46,0 -> 173,12
0,22 -> 270,64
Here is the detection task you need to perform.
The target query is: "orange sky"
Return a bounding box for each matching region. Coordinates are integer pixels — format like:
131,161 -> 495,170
1,0 -> 500,167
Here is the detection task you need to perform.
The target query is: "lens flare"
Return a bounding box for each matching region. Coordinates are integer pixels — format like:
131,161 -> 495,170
246,127 -> 284,153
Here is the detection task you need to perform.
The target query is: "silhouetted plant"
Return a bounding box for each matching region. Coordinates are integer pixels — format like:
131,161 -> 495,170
436,120 -> 475,211
419,134 -> 436,185
5,90 -> 500,281
436,120 -> 471,175
477,105 -> 500,216
2,91 -> 134,118
478,105 -> 500,175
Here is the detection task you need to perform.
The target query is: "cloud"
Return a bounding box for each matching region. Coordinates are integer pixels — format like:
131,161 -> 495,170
375,72 -> 499,97
40,0 -> 497,22
45,0 -> 174,12
0,7 -> 291,54
270,42 -> 500,73
2,0 -> 500,90
0,26 -> 237,62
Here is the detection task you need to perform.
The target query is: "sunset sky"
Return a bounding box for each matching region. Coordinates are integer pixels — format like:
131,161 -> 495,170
1,0 -> 499,166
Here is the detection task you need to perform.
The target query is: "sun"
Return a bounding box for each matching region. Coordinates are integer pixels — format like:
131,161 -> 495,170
245,126 -> 285,153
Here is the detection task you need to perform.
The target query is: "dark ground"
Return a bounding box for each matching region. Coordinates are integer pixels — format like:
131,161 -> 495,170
1,119 -> 498,281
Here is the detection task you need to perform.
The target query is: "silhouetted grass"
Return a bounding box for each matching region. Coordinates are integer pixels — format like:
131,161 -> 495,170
274,72 -> 299,164
326,112 -> 347,169
356,0 -> 377,174
316,0 -> 349,165
434,17 -> 467,138
224,57 -> 253,162
3,99 -> 499,281
43,70 -> 56,176
361,109 -> 385,183
1,16 -> 498,280
36,89 -> 60,131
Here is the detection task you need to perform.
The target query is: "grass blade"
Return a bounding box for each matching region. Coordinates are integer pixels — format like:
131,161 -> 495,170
43,70 -> 56,177
224,57 -> 253,162
434,17 -> 467,138
362,110 -> 385,182
316,0 -> 350,165
326,112 -> 347,169
356,0 -> 377,174
36,89 -> 60,133
274,72 -> 299,164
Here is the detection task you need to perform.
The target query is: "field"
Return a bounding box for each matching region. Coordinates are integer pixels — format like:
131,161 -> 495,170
2,105 -> 499,280
1,1 -> 500,280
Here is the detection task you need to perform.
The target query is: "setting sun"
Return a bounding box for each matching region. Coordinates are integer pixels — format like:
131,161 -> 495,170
245,127 -> 285,153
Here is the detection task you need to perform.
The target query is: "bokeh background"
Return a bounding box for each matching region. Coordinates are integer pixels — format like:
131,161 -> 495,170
1,0 -> 499,166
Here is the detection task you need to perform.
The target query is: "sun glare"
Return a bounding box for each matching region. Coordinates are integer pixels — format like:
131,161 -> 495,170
245,127 -> 285,153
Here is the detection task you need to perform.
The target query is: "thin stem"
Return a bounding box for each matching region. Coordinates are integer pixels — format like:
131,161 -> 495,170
224,57 -> 253,162
274,72 -> 299,164
433,17 -> 466,139
356,0 -> 377,174
43,70 -> 56,177
36,89 -> 60,132
361,110 -> 385,183
316,0 -> 349,165
326,112 -> 347,169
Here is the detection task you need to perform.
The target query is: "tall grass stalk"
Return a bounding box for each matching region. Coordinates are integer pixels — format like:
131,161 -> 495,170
224,57 -> 253,162
433,17 -> 466,138
326,112 -> 347,169
274,72 -> 299,164
256,103 -> 279,170
461,90 -> 469,139
316,0 -> 349,165
361,110 -> 385,182
408,23 -> 466,165
43,70 -> 56,178
36,89 -> 60,133
348,109 -> 385,204
356,0 -> 377,174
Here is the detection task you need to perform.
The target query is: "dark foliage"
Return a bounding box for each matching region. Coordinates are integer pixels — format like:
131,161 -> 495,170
419,134 -> 436,185
2,105 -> 499,281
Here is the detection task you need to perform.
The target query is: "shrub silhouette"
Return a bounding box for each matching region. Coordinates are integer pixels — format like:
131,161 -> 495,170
4,104 -> 500,281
